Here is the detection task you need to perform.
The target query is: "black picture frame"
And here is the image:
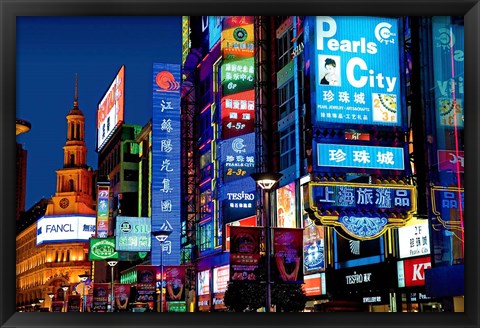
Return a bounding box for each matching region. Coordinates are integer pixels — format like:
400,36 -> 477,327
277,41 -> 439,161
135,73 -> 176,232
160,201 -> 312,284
1,1 -> 478,328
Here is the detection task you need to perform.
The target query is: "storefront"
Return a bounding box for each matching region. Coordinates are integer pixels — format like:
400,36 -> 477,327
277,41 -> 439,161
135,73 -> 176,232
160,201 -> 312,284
325,262 -> 398,312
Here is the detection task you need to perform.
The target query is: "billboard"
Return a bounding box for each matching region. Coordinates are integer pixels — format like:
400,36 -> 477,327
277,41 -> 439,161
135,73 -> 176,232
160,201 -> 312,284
151,62 -> 182,266
432,17 -> 464,128
165,266 -> 186,302
136,265 -> 157,303
316,143 -> 405,171
225,215 -> 257,251
97,65 -> 125,151
302,272 -> 327,297
219,132 -> 256,183
273,228 -> 304,283
276,182 -> 297,228
96,184 -> 110,238
397,256 -> 431,288
92,283 -> 110,312
89,238 -> 118,260
437,150 -> 464,173
303,218 -> 325,273
209,16 -> 223,49
229,226 -> 262,282
397,218 -> 430,259
312,16 -> 402,126
221,178 -> 256,224
36,215 -> 96,245
115,216 -> 151,252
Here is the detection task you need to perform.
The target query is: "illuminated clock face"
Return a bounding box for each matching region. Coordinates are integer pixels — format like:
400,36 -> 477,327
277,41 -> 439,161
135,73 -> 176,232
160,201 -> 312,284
59,198 -> 70,209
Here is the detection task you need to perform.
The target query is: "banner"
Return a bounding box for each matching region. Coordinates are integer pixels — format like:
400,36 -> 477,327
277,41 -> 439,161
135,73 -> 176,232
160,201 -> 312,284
229,226 -> 262,281
273,228 -> 304,283
92,283 -> 110,312
67,294 -> 81,312
114,283 -> 131,311
86,294 -> 93,312
136,265 -> 157,303
165,266 -> 186,302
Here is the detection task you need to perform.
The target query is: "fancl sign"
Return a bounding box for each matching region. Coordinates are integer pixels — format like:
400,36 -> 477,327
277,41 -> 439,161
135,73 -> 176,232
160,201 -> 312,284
36,215 -> 96,245
312,16 -> 402,127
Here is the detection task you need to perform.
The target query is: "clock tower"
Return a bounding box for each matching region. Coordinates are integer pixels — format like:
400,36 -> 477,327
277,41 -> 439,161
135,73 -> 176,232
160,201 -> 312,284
45,74 -> 96,216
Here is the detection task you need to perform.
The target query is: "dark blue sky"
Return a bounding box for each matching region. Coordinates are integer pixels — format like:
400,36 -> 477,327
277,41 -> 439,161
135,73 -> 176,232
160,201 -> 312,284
16,16 -> 182,209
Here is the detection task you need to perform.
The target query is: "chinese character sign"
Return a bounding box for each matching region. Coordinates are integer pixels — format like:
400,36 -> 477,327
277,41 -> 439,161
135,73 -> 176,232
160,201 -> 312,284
311,16 -> 402,126
96,184 -> 110,238
152,63 -> 181,266
317,143 -> 405,170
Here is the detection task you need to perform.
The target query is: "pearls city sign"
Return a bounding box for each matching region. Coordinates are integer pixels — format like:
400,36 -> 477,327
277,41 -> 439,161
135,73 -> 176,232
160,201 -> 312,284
305,182 -> 416,240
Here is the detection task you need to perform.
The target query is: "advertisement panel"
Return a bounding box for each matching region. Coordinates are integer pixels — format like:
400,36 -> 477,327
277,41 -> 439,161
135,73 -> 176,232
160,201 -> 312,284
165,266 -> 186,302
316,143 -> 405,170
97,65 -> 125,151
276,182 -> 297,228
229,226 -> 262,281
303,218 -> 325,273
225,215 -> 257,251
432,17 -> 464,128
437,150 -> 464,173
89,238 -> 118,260
152,62 -> 181,266
136,265 -> 157,303
312,16 -> 402,127
220,16 -> 255,140
397,218 -> 430,259
114,284 -> 131,311
36,215 -> 96,245
197,269 -> 211,311
219,132 -> 255,183
273,228 -> 304,283
397,256 -> 431,287
115,216 -> 152,252
67,294 -> 81,312
213,265 -> 230,293
92,283 -> 110,312
302,272 -> 326,297
51,301 -> 64,312
431,186 -> 464,230
96,184 -> 110,238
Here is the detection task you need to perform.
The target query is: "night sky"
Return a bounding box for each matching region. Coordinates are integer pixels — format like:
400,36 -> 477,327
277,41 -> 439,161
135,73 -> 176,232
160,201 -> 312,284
16,16 -> 182,209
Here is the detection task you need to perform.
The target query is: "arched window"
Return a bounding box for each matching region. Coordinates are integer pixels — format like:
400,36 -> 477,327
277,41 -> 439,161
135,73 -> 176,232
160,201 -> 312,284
70,123 -> 74,140
70,154 -> 75,166
69,179 -> 74,192
76,123 -> 81,140
66,250 -> 70,262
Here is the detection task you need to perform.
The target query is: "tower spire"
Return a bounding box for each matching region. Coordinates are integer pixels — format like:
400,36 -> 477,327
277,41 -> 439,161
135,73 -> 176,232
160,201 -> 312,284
74,73 -> 78,107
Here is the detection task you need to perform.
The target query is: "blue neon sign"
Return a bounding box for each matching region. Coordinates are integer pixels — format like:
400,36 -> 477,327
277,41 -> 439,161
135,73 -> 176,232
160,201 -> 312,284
317,143 -> 405,170
311,16 -> 402,126
152,63 -> 181,266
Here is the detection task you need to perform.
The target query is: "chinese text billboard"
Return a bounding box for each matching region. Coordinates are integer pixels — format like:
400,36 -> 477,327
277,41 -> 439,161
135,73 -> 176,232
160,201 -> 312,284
229,226 -> 262,281
152,63 -> 181,266
115,216 -> 152,252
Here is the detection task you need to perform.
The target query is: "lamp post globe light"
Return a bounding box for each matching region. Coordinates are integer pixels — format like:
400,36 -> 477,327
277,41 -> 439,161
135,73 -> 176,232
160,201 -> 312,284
61,285 -> 69,312
78,273 -> 89,312
47,292 -> 55,312
152,229 -> 172,313
250,172 -> 283,313
107,260 -> 118,312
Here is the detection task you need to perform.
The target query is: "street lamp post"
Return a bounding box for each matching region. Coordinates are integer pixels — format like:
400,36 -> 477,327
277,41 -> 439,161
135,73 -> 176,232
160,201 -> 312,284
251,172 -> 283,313
107,260 -> 118,312
78,273 -> 89,312
47,293 -> 54,312
61,285 -> 69,312
152,230 -> 172,313
38,298 -> 44,311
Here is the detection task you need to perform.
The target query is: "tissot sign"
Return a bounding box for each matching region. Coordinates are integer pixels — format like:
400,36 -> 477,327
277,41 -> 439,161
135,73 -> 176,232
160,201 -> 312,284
36,215 -> 96,245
